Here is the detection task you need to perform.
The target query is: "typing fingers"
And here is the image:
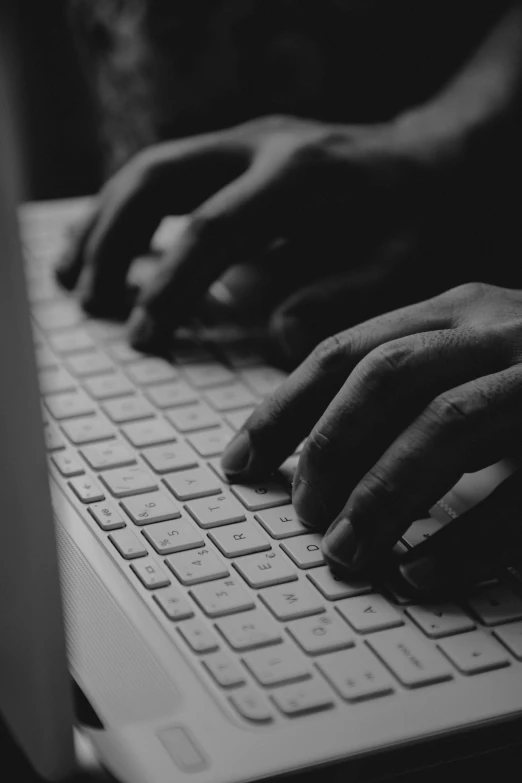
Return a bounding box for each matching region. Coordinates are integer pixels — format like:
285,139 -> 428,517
56,132 -> 249,318
128,152 -> 293,350
322,366 -> 522,574
397,467 -> 522,597
221,293 -> 455,481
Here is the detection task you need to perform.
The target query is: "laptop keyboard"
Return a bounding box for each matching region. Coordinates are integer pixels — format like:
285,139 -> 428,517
23,201 -> 522,726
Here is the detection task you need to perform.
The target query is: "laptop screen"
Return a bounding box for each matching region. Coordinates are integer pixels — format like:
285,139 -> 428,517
0,20 -> 76,781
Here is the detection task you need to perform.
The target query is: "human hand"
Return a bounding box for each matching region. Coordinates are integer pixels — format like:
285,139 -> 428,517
56,113 -> 442,351
220,282 -> 522,594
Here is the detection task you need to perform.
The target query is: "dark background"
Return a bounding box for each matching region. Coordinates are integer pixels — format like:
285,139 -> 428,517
16,0 -> 102,199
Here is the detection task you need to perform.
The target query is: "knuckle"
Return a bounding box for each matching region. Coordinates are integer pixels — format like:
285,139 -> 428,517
440,281 -> 494,307
312,334 -> 348,374
304,427 -> 338,465
189,210 -> 224,244
362,340 -> 413,380
424,393 -> 474,434
357,468 -> 398,506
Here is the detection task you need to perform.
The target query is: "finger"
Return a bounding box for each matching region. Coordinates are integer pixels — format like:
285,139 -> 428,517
55,203 -> 99,291
128,154 -> 290,349
292,326 -> 506,531
321,365 -> 522,575
78,134 -> 248,316
220,293 -> 456,481
395,467 -> 522,597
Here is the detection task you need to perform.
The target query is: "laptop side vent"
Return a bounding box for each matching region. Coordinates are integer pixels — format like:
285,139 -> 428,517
56,522 -> 182,726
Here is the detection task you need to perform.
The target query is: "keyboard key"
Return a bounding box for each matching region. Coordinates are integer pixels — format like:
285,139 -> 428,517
270,679 -> 334,716
125,358 -> 179,386
66,351 -> 113,377
166,402 -> 220,433
402,517 -> 443,549
307,567 -> 372,600
84,320 -> 127,342
493,622 -> 522,659
286,612 -> 356,654
466,585 -> 522,626
255,506 -> 308,539
33,301 -> 81,331
153,587 -> 194,620
163,466 -> 221,500
109,528 -> 147,558
102,397 -> 155,424
166,547 -> 229,585
406,603 -> 476,639
438,632 -> 510,674
215,611 -> 283,651
280,535 -> 324,569
120,419 -> 178,448
121,492 -> 181,525
83,373 -> 134,400
202,652 -> 246,687
88,501 -> 126,531
80,442 -> 136,470
39,367 -> 77,395
106,342 -> 145,364
142,518 -> 204,554
142,443 -> 197,474
240,366 -> 286,397
131,559 -> 171,589
259,580 -> 324,619
234,550 -> 297,589
183,362 -> 235,389
185,493 -> 246,528
203,384 -> 257,412
49,329 -> 95,354
45,391 -> 95,420
61,415 -> 115,445
100,466 -> 158,497
242,645 -> 311,687
317,647 -> 395,702
146,380 -> 197,409
187,427 -> 234,457
367,628 -> 453,687
209,522 -> 271,557
177,618 -> 220,653
228,689 -> 273,723
230,482 -> 291,511
51,450 -> 84,477
336,594 -> 404,633
69,475 -> 105,503
224,407 -> 255,432
190,577 -> 255,617
35,344 -> 58,370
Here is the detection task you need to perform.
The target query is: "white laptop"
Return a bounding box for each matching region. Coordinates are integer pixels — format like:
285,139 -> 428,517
2,25 -> 522,783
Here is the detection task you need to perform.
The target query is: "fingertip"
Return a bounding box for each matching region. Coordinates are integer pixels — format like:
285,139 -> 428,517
128,306 -> 169,353
221,430 -> 252,479
292,478 -> 329,530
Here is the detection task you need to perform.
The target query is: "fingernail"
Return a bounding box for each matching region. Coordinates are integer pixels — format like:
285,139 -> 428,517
292,478 -> 328,528
221,431 -> 251,477
323,517 -> 361,568
128,307 -> 162,350
399,557 -> 441,591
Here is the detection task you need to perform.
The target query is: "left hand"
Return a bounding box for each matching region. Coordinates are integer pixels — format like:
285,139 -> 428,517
220,281 -> 522,594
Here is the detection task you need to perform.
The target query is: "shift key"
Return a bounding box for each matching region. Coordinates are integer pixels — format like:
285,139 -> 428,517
367,628 -> 453,688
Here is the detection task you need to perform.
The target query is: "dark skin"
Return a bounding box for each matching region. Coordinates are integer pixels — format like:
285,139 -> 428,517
58,3 -> 522,592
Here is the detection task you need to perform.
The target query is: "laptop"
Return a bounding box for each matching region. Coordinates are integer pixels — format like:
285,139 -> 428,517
2,26 -> 522,783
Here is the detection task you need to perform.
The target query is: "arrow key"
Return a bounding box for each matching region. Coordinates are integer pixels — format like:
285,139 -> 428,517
438,631 -> 510,674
